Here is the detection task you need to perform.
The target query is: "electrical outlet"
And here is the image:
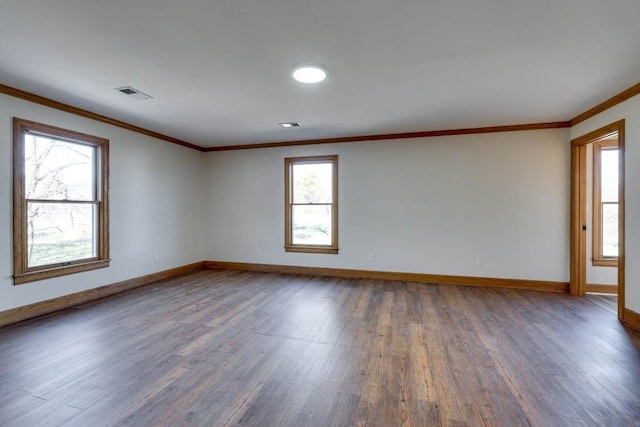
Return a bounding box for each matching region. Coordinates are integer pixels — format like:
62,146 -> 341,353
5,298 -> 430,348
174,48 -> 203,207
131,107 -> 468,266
476,257 -> 484,267
368,253 -> 375,262
155,255 -> 160,264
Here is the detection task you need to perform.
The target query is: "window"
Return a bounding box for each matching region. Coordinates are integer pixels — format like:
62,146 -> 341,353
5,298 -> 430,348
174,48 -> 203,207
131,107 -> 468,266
13,118 -> 110,284
592,138 -> 618,267
285,155 -> 338,254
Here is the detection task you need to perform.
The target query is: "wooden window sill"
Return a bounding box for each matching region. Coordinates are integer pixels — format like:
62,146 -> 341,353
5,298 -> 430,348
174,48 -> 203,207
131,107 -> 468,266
285,246 -> 339,255
592,258 -> 618,268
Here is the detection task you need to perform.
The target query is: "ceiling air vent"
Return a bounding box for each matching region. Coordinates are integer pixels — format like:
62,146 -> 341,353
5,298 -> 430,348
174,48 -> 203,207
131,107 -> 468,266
279,122 -> 302,128
115,86 -> 153,100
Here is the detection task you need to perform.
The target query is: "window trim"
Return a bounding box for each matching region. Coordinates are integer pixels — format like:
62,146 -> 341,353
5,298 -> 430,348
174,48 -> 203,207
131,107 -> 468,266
592,138 -> 618,268
13,118 -> 110,285
284,155 -> 338,254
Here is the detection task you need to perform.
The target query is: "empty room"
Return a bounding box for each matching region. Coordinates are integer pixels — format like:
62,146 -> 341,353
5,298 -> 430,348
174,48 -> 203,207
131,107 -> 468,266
1,1 -> 640,426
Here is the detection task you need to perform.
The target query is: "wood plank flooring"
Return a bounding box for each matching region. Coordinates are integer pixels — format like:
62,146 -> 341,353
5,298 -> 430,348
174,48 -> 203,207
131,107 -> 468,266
586,293 -> 617,314
1,269 -> 639,426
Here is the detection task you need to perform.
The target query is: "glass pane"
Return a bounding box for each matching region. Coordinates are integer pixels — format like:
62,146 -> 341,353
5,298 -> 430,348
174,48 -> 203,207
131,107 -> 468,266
600,148 -> 618,202
25,134 -> 95,201
292,205 -> 332,245
602,203 -> 618,257
27,202 -> 96,268
292,162 -> 333,204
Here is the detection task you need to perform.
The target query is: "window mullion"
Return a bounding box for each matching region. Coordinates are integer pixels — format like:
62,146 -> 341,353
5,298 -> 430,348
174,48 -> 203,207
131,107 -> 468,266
26,199 -> 98,204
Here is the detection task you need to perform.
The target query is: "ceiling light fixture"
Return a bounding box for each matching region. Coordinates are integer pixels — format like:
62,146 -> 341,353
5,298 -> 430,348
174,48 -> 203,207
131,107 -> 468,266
292,65 -> 327,84
279,122 -> 302,128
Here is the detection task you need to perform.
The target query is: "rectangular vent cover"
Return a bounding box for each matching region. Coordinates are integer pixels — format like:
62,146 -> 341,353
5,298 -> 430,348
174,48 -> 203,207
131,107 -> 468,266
115,86 -> 153,100
279,122 -> 302,128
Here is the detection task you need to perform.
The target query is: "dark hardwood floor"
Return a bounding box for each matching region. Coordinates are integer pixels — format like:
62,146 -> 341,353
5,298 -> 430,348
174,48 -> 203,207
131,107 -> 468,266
1,270 -> 639,426
586,293 -> 618,314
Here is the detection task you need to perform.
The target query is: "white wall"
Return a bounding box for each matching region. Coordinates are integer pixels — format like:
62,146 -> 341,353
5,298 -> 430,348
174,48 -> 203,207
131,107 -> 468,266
571,94 -> 640,313
586,144 -> 618,285
205,129 -> 571,282
0,93 -> 206,312
2,88 -> 635,313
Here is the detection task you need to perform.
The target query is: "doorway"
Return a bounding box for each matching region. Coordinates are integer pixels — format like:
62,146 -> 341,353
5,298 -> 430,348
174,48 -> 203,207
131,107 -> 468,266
570,120 -> 625,319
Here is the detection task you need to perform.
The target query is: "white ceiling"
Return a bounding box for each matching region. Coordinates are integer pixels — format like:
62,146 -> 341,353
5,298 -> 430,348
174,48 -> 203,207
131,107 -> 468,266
1,0 -> 640,148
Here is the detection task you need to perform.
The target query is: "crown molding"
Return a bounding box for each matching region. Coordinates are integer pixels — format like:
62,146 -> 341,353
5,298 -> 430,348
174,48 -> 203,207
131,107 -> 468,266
3,79 -> 640,152
0,83 -> 205,151
570,82 -> 640,127
205,121 -> 571,152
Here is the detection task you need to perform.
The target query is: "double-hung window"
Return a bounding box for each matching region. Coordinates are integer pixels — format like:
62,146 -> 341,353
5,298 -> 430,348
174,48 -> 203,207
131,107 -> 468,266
13,118 -> 110,284
592,138 -> 618,267
285,155 -> 338,254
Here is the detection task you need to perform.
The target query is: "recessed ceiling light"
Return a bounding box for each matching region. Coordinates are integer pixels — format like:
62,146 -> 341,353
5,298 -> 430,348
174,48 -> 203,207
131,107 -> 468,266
292,65 -> 327,84
115,86 -> 153,100
279,122 -> 302,128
